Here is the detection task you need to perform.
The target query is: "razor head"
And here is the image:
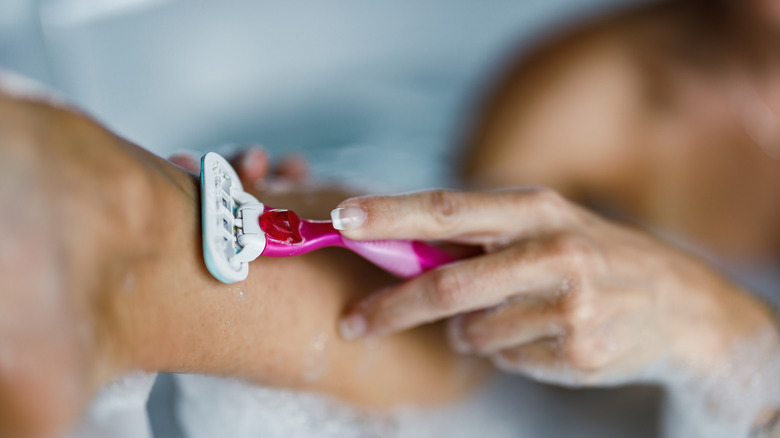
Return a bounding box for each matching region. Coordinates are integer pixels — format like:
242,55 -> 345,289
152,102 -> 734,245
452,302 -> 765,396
201,152 -> 265,284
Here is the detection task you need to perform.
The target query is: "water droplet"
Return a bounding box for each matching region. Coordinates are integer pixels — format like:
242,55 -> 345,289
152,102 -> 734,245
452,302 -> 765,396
302,332 -> 330,382
123,273 -> 136,294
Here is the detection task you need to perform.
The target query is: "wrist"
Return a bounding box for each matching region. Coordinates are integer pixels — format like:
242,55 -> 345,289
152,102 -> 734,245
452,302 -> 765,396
658,275 -> 780,435
673,285 -> 778,373
644,252 -> 775,376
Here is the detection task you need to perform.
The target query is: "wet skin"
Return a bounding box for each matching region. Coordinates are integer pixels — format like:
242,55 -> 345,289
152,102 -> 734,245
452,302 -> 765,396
332,0 -> 780,434
0,91 -> 488,438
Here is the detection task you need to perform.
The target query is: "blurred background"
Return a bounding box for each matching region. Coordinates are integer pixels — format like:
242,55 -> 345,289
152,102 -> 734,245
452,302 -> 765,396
2,1 -> 659,437
0,0 -> 637,192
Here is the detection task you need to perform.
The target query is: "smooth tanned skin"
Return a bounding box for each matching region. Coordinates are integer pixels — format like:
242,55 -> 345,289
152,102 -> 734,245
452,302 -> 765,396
0,91 -> 487,438
462,0 -> 780,259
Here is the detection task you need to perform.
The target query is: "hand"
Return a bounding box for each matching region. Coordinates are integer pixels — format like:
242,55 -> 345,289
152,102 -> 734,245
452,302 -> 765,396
334,189 -> 779,388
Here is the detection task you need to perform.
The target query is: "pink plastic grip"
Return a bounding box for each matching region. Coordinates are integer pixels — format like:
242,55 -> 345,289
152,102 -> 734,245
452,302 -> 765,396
341,238 -> 456,278
258,207 -> 457,278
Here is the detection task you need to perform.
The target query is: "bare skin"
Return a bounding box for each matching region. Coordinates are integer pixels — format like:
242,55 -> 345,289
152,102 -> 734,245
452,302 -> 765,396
333,189 -> 779,436
461,0 -> 780,260
328,1 -> 780,435
454,0 -> 780,434
0,92 -> 487,438
334,189 -> 775,375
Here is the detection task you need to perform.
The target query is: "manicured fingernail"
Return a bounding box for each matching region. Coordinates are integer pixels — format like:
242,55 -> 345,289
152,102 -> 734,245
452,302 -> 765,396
330,207 -> 366,230
339,314 -> 367,340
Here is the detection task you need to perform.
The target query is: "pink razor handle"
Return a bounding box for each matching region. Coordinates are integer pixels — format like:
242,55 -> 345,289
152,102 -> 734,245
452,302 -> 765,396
258,207 -> 456,278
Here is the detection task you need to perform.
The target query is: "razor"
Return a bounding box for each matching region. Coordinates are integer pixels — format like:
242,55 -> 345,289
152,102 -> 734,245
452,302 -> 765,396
200,152 -> 455,284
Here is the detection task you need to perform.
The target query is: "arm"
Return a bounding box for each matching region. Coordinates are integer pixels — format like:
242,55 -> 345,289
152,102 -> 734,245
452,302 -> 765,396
0,91 -> 486,437
118,153 -> 482,404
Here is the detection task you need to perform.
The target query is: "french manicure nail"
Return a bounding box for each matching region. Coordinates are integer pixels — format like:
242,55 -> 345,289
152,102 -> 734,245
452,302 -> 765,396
331,207 -> 367,230
339,314 -> 367,340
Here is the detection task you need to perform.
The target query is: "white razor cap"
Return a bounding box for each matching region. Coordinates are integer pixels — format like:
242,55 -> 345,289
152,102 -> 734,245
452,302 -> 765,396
201,152 -> 265,284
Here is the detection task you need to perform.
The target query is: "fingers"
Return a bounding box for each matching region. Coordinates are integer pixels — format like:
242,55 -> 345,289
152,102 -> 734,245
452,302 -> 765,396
339,241 -> 568,339
273,154 -> 309,183
488,320 -> 632,387
169,148 -> 269,182
447,298 -> 566,355
167,147 -> 309,188
332,188 -> 578,245
229,147 -> 310,187
490,340 -> 573,384
491,340 -> 605,387
168,151 -> 201,173
228,146 -> 269,184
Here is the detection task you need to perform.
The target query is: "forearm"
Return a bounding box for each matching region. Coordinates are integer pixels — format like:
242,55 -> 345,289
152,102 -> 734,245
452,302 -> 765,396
108,151 -> 487,408
0,89 -> 486,437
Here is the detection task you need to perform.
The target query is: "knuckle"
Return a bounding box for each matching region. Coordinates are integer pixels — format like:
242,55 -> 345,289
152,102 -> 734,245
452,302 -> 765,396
559,293 -> 597,333
547,234 -> 598,273
528,187 -> 566,212
523,187 -> 585,227
428,269 -> 470,311
564,236 -> 597,263
426,190 -> 463,234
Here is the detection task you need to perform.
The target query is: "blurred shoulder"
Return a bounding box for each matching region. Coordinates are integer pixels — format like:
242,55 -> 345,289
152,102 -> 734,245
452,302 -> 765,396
460,1 -> 687,191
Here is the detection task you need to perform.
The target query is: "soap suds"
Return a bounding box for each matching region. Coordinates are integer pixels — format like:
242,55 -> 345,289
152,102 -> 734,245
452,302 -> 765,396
660,329 -> 780,438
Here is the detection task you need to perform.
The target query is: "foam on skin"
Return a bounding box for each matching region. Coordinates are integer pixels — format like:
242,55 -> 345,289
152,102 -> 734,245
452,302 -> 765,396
661,327 -> 780,438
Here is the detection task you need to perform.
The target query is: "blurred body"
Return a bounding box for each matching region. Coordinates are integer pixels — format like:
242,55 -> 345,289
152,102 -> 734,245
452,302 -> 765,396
463,0 -> 780,261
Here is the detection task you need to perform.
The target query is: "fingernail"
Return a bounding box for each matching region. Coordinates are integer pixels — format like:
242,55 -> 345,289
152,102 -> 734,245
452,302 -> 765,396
331,207 -> 366,230
339,314 -> 367,340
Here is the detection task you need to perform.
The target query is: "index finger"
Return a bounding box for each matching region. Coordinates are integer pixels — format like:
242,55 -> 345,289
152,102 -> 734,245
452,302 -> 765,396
331,188 -> 571,244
